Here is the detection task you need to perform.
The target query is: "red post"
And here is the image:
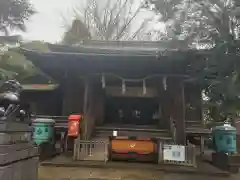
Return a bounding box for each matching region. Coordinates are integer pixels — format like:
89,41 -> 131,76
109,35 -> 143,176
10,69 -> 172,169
67,114 -> 82,137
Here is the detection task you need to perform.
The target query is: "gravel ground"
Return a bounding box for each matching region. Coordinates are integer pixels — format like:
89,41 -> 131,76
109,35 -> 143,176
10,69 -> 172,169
38,166 -> 239,180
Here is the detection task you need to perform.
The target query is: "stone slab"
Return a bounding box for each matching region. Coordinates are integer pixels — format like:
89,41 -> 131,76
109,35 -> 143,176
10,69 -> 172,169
21,157 -> 38,180
0,146 -> 38,165
0,132 -> 32,145
0,121 -> 31,132
0,163 -> 12,180
11,160 -> 22,180
0,143 -> 34,154
0,156 -> 39,180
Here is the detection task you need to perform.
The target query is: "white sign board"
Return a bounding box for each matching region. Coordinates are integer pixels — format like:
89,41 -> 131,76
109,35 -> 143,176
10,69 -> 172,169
163,145 -> 185,162
113,131 -> 118,136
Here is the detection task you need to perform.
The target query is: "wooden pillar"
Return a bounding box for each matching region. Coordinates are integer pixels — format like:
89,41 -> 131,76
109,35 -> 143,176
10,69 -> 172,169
95,87 -> 105,126
61,77 -> 85,116
61,72 -> 70,115
199,86 -> 204,124
161,90 -> 171,129
83,77 -> 90,140
185,83 -> 202,123
175,82 -> 186,145
159,77 -> 172,129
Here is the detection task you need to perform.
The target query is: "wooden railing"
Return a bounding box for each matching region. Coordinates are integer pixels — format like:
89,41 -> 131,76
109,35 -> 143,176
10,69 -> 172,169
73,139 -> 108,162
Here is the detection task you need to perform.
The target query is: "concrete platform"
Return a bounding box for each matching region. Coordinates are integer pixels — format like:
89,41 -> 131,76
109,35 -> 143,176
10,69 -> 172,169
40,155 -> 230,177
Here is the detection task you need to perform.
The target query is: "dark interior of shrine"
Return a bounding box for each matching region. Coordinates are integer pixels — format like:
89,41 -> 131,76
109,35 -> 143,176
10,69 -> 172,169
21,89 -> 63,116
104,97 -> 160,126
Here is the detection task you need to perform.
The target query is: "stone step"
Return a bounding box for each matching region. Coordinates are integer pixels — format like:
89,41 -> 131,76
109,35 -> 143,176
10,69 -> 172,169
0,146 -> 38,165
0,132 -> 32,145
185,120 -> 202,124
185,121 -> 204,128
186,124 -> 203,128
95,126 -> 169,133
0,121 -> 31,132
94,130 -> 172,140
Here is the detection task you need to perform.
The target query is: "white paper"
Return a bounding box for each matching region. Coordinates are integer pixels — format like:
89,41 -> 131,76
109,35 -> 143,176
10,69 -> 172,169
113,130 -> 118,136
163,145 -> 185,162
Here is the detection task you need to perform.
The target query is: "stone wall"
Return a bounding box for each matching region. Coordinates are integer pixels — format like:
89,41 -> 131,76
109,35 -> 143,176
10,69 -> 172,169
0,118 -> 38,179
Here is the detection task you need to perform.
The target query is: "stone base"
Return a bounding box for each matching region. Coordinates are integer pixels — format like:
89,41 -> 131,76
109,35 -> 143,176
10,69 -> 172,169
39,142 -> 56,160
0,146 -> 38,165
0,126 -> 39,180
212,152 -> 240,173
0,121 -> 31,132
0,156 -> 38,180
0,133 -> 31,145
0,143 -> 34,153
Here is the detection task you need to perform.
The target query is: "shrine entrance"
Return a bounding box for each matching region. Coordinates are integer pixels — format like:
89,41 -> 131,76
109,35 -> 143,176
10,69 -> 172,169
21,41 -> 209,165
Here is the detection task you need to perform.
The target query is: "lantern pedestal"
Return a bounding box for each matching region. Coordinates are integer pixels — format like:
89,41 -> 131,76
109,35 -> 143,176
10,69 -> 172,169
212,152 -> 240,173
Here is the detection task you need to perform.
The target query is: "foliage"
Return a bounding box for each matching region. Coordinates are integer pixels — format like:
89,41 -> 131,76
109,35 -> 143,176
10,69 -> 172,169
145,0 -> 240,121
0,40 -> 54,83
0,0 -> 36,82
0,50 -> 36,80
62,19 -> 91,45
62,0 -> 154,45
144,0 -> 239,47
0,0 -> 35,35
201,41 -> 240,121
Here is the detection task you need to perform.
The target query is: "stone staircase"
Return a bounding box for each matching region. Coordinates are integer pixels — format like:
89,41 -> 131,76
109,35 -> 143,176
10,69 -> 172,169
185,120 -> 203,128
185,120 -> 211,147
93,125 -> 173,142
185,120 -> 210,134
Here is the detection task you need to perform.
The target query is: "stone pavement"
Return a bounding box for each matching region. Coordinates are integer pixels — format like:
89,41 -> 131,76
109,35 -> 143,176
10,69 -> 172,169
38,166 -> 239,180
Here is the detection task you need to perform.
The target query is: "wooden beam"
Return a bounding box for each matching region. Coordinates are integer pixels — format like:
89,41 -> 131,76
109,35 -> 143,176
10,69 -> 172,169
175,82 -> 186,145
161,87 -> 172,129
105,86 -> 159,97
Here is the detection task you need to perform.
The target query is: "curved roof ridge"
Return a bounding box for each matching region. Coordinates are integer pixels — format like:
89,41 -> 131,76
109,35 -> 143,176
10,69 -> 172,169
48,40 -> 188,52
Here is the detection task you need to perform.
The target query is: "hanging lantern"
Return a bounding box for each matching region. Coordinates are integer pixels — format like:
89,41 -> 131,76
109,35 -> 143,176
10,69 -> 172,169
143,80 -> 147,95
122,80 -> 126,94
163,76 -> 167,91
101,74 -> 106,89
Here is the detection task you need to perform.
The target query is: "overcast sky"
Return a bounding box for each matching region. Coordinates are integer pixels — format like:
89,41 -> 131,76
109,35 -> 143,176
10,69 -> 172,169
14,0 -> 163,43
19,0 -> 75,43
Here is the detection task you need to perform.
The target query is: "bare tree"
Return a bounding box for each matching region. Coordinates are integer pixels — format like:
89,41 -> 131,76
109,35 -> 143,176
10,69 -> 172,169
62,0 -> 154,45
0,0 -> 35,35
